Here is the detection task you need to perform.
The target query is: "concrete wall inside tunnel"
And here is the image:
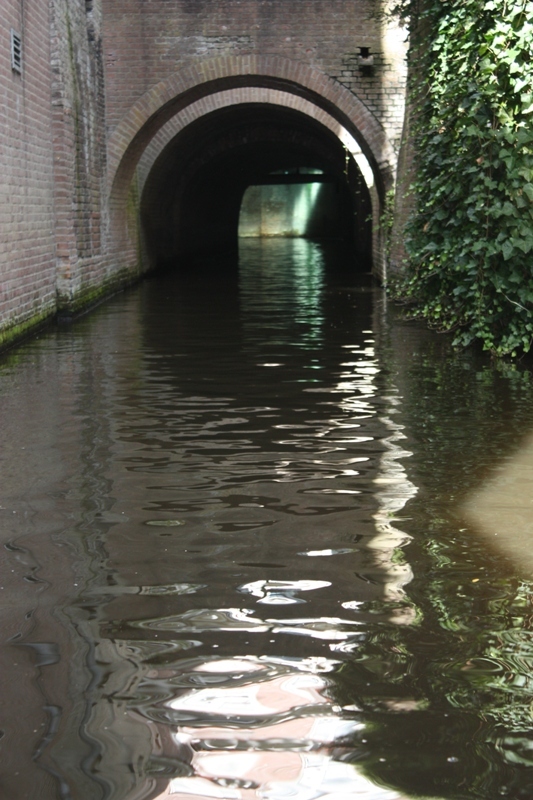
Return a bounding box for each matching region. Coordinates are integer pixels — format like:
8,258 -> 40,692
238,181 -> 351,240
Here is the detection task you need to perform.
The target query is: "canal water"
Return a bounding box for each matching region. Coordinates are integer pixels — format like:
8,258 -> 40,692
2,239 -> 533,800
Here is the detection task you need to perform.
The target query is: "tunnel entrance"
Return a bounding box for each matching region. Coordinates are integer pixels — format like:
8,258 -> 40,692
140,104 -> 373,272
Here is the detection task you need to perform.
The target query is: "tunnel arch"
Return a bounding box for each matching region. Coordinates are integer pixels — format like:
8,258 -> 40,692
107,56 -> 398,278
141,100 -> 374,268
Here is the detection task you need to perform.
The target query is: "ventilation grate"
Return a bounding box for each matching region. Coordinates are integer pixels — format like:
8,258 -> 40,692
11,29 -> 22,74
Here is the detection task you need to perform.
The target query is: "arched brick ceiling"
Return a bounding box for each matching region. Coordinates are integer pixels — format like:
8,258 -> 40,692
140,103 -> 371,266
107,56 -> 396,203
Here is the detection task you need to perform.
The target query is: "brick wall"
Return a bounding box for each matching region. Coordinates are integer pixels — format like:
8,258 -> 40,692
389,8 -> 431,275
0,0 -> 56,345
0,0 -> 113,347
50,0 -> 110,310
102,0 -> 407,282
103,0 -> 407,153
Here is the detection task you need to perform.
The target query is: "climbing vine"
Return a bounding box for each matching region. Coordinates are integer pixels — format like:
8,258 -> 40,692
390,0 -> 533,356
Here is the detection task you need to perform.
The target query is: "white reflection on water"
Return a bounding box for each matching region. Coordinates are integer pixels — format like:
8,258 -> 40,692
238,579 -> 332,605
145,657 -> 405,800
371,389 -> 417,610
133,607 -> 364,642
325,336 -> 418,616
166,756 -> 402,799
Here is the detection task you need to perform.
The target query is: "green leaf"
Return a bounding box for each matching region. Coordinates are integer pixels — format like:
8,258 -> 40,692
501,240 -> 514,260
524,184 -> 533,202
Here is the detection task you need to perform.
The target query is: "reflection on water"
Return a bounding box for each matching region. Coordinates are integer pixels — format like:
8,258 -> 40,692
1,239 -> 533,798
463,432 -> 533,570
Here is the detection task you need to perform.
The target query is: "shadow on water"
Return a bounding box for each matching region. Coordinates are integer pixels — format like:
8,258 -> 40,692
1,239 -> 533,798
348,323 -> 533,800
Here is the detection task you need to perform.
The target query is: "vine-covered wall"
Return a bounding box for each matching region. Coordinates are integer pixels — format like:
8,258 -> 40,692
391,0 -> 533,357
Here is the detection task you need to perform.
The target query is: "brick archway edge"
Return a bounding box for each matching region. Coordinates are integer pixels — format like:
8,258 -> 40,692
137,88 -> 379,197
107,55 -> 396,199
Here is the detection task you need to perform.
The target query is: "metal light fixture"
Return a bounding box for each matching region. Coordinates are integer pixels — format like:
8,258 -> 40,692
358,47 -> 374,76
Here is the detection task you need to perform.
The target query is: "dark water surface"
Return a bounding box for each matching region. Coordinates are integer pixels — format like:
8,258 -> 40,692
2,240 -> 533,800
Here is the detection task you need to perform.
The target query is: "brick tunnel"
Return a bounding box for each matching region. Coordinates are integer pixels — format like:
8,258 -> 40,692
107,58 -> 402,284
0,0 -> 408,346
140,102 -> 373,268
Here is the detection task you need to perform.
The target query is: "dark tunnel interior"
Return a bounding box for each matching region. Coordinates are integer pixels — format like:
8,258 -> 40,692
140,104 -> 373,272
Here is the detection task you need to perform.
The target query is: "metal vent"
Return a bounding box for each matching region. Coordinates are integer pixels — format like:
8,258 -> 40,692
11,29 -> 22,74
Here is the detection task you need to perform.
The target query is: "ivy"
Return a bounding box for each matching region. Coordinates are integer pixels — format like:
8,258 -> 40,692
390,0 -> 533,357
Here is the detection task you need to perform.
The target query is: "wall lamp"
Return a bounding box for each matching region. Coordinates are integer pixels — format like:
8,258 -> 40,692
358,47 -> 374,76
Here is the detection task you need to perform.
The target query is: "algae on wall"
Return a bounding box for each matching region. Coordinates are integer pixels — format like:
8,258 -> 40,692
51,0 -> 112,313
